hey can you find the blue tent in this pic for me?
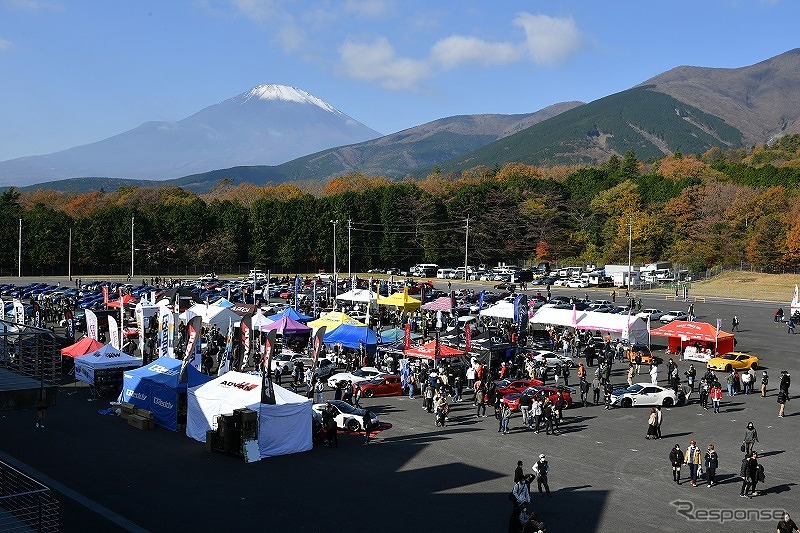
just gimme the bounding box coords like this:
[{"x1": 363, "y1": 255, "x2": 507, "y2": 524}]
[
  {"x1": 119, "y1": 357, "x2": 213, "y2": 431},
  {"x1": 269, "y1": 307, "x2": 313, "y2": 323},
  {"x1": 323, "y1": 324, "x2": 377, "y2": 349}
]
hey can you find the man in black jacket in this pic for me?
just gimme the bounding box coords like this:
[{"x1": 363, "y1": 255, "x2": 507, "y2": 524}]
[
  {"x1": 740, "y1": 452, "x2": 759, "y2": 498},
  {"x1": 704, "y1": 444, "x2": 719, "y2": 487}
]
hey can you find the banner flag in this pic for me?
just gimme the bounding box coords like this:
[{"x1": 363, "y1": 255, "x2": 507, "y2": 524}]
[
  {"x1": 13, "y1": 298, "x2": 25, "y2": 325},
  {"x1": 715, "y1": 318, "x2": 722, "y2": 337},
  {"x1": 261, "y1": 329, "x2": 277, "y2": 404},
  {"x1": 218, "y1": 317, "x2": 233, "y2": 376},
  {"x1": 108, "y1": 316, "x2": 120, "y2": 350},
  {"x1": 65, "y1": 309, "x2": 75, "y2": 341},
  {"x1": 312, "y1": 326, "x2": 326, "y2": 370},
  {"x1": 403, "y1": 323, "x2": 411, "y2": 350},
  {"x1": 135, "y1": 303, "x2": 145, "y2": 355},
  {"x1": 239, "y1": 313, "x2": 252, "y2": 370},
  {"x1": 366, "y1": 276, "x2": 373, "y2": 326},
  {"x1": 312, "y1": 280, "x2": 317, "y2": 317},
  {"x1": 158, "y1": 305, "x2": 171, "y2": 358},
  {"x1": 0, "y1": 297, "x2": 4, "y2": 322},
  {"x1": 450, "y1": 290, "x2": 456, "y2": 313},
  {"x1": 33, "y1": 302, "x2": 40, "y2": 328},
  {"x1": 180, "y1": 315, "x2": 203, "y2": 381},
  {"x1": 85, "y1": 309, "x2": 98, "y2": 340},
  {"x1": 102, "y1": 285, "x2": 109, "y2": 306},
  {"x1": 513, "y1": 294, "x2": 529, "y2": 330},
  {"x1": 465, "y1": 323, "x2": 472, "y2": 351},
  {"x1": 294, "y1": 275, "x2": 300, "y2": 311},
  {"x1": 434, "y1": 331, "x2": 441, "y2": 359},
  {"x1": 477, "y1": 290, "x2": 485, "y2": 315}
]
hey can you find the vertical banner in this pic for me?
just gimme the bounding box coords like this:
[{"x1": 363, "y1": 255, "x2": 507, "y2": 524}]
[
  {"x1": 403, "y1": 323, "x2": 411, "y2": 350},
  {"x1": 240, "y1": 314, "x2": 252, "y2": 370},
  {"x1": 33, "y1": 302, "x2": 40, "y2": 328},
  {"x1": 294, "y1": 275, "x2": 300, "y2": 310},
  {"x1": 218, "y1": 317, "x2": 233, "y2": 376},
  {"x1": 13, "y1": 298, "x2": 25, "y2": 325},
  {"x1": 366, "y1": 276, "x2": 373, "y2": 326},
  {"x1": 134, "y1": 302, "x2": 145, "y2": 356},
  {"x1": 513, "y1": 294, "x2": 529, "y2": 331},
  {"x1": 478, "y1": 290, "x2": 485, "y2": 314},
  {"x1": 85, "y1": 309, "x2": 98, "y2": 340},
  {"x1": 180, "y1": 315, "x2": 203, "y2": 381},
  {"x1": 311, "y1": 325, "x2": 326, "y2": 370},
  {"x1": 465, "y1": 323, "x2": 472, "y2": 351},
  {"x1": 261, "y1": 329, "x2": 277, "y2": 404},
  {"x1": 312, "y1": 280, "x2": 317, "y2": 318},
  {"x1": 450, "y1": 291, "x2": 456, "y2": 314},
  {"x1": 102, "y1": 285, "x2": 109, "y2": 306},
  {"x1": 158, "y1": 305, "x2": 171, "y2": 358},
  {"x1": 65, "y1": 309, "x2": 75, "y2": 341},
  {"x1": 419, "y1": 283, "x2": 426, "y2": 306},
  {"x1": 0, "y1": 297, "x2": 5, "y2": 321},
  {"x1": 434, "y1": 331, "x2": 441, "y2": 360},
  {"x1": 118, "y1": 287, "x2": 125, "y2": 344},
  {"x1": 108, "y1": 316, "x2": 120, "y2": 350}
]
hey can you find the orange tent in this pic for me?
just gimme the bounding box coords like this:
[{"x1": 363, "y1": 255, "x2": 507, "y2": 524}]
[
  {"x1": 60, "y1": 337, "x2": 105, "y2": 358},
  {"x1": 650, "y1": 320, "x2": 735, "y2": 355},
  {"x1": 404, "y1": 340, "x2": 466, "y2": 360}
]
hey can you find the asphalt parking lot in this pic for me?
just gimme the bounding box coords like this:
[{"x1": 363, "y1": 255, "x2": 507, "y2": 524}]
[{"x1": 2, "y1": 279, "x2": 798, "y2": 532}]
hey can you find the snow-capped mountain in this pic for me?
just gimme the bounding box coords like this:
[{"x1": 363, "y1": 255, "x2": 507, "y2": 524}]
[{"x1": 0, "y1": 84, "x2": 381, "y2": 186}]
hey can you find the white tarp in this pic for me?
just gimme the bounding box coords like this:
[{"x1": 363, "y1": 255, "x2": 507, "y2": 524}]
[
  {"x1": 530, "y1": 307, "x2": 586, "y2": 328},
  {"x1": 576, "y1": 311, "x2": 649, "y2": 344},
  {"x1": 186, "y1": 371, "x2": 312, "y2": 459},
  {"x1": 74, "y1": 344, "x2": 142, "y2": 385},
  {"x1": 335, "y1": 289, "x2": 377, "y2": 304},
  {"x1": 479, "y1": 301, "x2": 515, "y2": 319},
  {"x1": 180, "y1": 304, "x2": 241, "y2": 328}
]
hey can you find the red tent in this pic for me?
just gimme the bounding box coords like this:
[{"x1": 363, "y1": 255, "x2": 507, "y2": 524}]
[
  {"x1": 107, "y1": 294, "x2": 138, "y2": 308},
  {"x1": 650, "y1": 320, "x2": 735, "y2": 355},
  {"x1": 61, "y1": 337, "x2": 105, "y2": 358},
  {"x1": 404, "y1": 340, "x2": 466, "y2": 360}
]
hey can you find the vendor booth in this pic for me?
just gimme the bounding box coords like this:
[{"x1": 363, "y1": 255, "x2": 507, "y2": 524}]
[
  {"x1": 74, "y1": 344, "x2": 142, "y2": 396},
  {"x1": 107, "y1": 294, "x2": 138, "y2": 309},
  {"x1": 269, "y1": 307, "x2": 313, "y2": 323},
  {"x1": 180, "y1": 305, "x2": 241, "y2": 329},
  {"x1": 308, "y1": 311, "x2": 365, "y2": 332},
  {"x1": 186, "y1": 371, "x2": 312, "y2": 459},
  {"x1": 377, "y1": 288, "x2": 421, "y2": 313},
  {"x1": 378, "y1": 327, "x2": 422, "y2": 344},
  {"x1": 323, "y1": 324, "x2": 378, "y2": 349},
  {"x1": 650, "y1": 320, "x2": 735, "y2": 356},
  {"x1": 404, "y1": 340, "x2": 466, "y2": 361},
  {"x1": 335, "y1": 289, "x2": 377, "y2": 305},
  {"x1": 576, "y1": 312, "x2": 649, "y2": 344},
  {"x1": 119, "y1": 357, "x2": 189, "y2": 431},
  {"x1": 261, "y1": 316, "x2": 311, "y2": 336},
  {"x1": 61, "y1": 336, "x2": 105, "y2": 358},
  {"x1": 480, "y1": 301, "x2": 515, "y2": 319},
  {"x1": 530, "y1": 307, "x2": 585, "y2": 328}
]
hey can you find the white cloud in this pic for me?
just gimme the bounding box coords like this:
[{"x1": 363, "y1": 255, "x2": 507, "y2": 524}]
[
  {"x1": 344, "y1": 0, "x2": 392, "y2": 18},
  {"x1": 338, "y1": 37, "x2": 430, "y2": 91},
  {"x1": 430, "y1": 35, "x2": 521, "y2": 69},
  {"x1": 0, "y1": 38, "x2": 11, "y2": 51},
  {"x1": 3, "y1": 0, "x2": 59, "y2": 11},
  {"x1": 514, "y1": 13, "x2": 583, "y2": 66},
  {"x1": 230, "y1": 0, "x2": 306, "y2": 52}
]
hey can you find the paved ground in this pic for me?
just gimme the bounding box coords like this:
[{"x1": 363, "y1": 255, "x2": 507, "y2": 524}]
[{"x1": 2, "y1": 279, "x2": 799, "y2": 532}]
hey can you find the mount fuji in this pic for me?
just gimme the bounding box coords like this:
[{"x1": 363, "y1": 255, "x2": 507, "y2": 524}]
[{"x1": 0, "y1": 85, "x2": 381, "y2": 187}]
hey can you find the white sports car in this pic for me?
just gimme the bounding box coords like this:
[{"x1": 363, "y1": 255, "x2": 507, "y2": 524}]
[
  {"x1": 611, "y1": 383, "x2": 680, "y2": 407},
  {"x1": 312, "y1": 400, "x2": 380, "y2": 432},
  {"x1": 327, "y1": 366, "x2": 386, "y2": 388},
  {"x1": 529, "y1": 350, "x2": 575, "y2": 368}
]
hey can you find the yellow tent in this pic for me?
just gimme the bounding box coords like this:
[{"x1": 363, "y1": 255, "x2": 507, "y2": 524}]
[
  {"x1": 377, "y1": 287, "x2": 422, "y2": 312},
  {"x1": 307, "y1": 311, "x2": 366, "y2": 332}
]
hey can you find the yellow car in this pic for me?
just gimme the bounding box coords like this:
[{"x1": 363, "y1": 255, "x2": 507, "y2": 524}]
[{"x1": 706, "y1": 352, "x2": 759, "y2": 372}]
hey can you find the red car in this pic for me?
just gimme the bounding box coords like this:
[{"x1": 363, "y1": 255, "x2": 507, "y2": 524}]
[
  {"x1": 357, "y1": 375, "x2": 403, "y2": 398},
  {"x1": 501, "y1": 385, "x2": 574, "y2": 412},
  {"x1": 495, "y1": 378, "x2": 544, "y2": 397}
]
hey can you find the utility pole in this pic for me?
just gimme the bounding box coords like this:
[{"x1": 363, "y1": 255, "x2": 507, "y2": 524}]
[
  {"x1": 331, "y1": 220, "x2": 338, "y2": 307},
  {"x1": 464, "y1": 217, "x2": 469, "y2": 281},
  {"x1": 348, "y1": 217, "x2": 352, "y2": 280},
  {"x1": 68, "y1": 227, "x2": 72, "y2": 281},
  {"x1": 130, "y1": 215, "x2": 135, "y2": 279},
  {"x1": 627, "y1": 215, "x2": 633, "y2": 290},
  {"x1": 18, "y1": 218, "x2": 22, "y2": 277}
]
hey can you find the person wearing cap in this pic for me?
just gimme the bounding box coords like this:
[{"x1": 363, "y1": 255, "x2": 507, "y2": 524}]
[
  {"x1": 684, "y1": 440, "x2": 702, "y2": 487},
  {"x1": 532, "y1": 454, "x2": 551, "y2": 497}
]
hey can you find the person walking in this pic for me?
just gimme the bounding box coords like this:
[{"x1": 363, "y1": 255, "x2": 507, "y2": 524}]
[
  {"x1": 519, "y1": 392, "x2": 532, "y2": 428},
  {"x1": 740, "y1": 451, "x2": 759, "y2": 498},
  {"x1": 743, "y1": 422, "x2": 759, "y2": 456},
  {"x1": 500, "y1": 402, "x2": 512, "y2": 434},
  {"x1": 710, "y1": 381, "x2": 723, "y2": 413},
  {"x1": 627, "y1": 364, "x2": 635, "y2": 387},
  {"x1": 655, "y1": 406, "x2": 663, "y2": 439},
  {"x1": 512, "y1": 473, "x2": 531, "y2": 512},
  {"x1": 316, "y1": 379, "x2": 326, "y2": 405},
  {"x1": 650, "y1": 362, "x2": 659, "y2": 385},
  {"x1": 579, "y1": 377, "x2": 590, "y2": 408},
  {"x1": 531, "y1": 398, "x2": 543, "y2": 433},
  {"x1": 532, "y1": 454, "x2": 551, "y2": 497},
  {"x1": 779, "y1": 370, "x2": 791, "y2": 417},
  {"x1": 475, "y1": 382, "x2": 486, "y2": 417},
  {"x1": 645, "y1": 407, "x2": 658, "y2": 440},
  {"x1": 726, "y1": 370, "x2": 737, "y2": 397},
  {"x1": 761, "y1": 370, "x2": 769, "y2": 398},
  {"x1": 592, "y1": 375, "x2": 601, "y2": 405},
  {"x1": 362, "y1": 408, "x2": 373, "y2": 444},
  {"x1": 685, "y1": 440, "x2": 702, "y2": 487},
  {"x1": 704, "y1": 444, "x2": 719, "y2": 487},
  {"x1": 788, "y1": 318, "x2": 795, "y2": 334},
  {"x1": 669, "y1": 444, "x2": 684, "y2": 484},
  {"x1": 514, "y1": 460, "x2": 525, "y2": 483},
  {"x1": 699, "y1": 379, "x2": 710, "y2": 410},
  {"x1": 741, "y1": 370, "x2": 753, "y2": 395},
  {"x1": 732, "y1": 315, "x2": 740, "y2": 332},
  {"x1": 686, "y1": 364, "x2": 697, "y2": 391}
]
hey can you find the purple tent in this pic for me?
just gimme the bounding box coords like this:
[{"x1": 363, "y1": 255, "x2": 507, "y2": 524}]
[{"x1": 260, "y1": 316, "x2": 311, "y2": 335}]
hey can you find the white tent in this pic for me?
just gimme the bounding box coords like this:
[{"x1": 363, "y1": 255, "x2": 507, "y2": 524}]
[
  {"x1": 251, "y1": 310, "x2": 273, "y2": 329},
  {"x1": 74, "y1": 344, "x2": 142, "y2": 385},
  {"x1": 576, "y1": 311, "x2": 649, "y2": 344},
  {"x1": 479, "y1": 301, "x2": 515, "y2": 319},
  {"x1": 530, "y1": 307, "x2": 586, "y2": 328},
  {"x1": 186, "y1": 371, "x2": 312, "y2": 459},
  {"x1": 335, "y1": 288, "x2": 377, "y2": 304},
  {"x1": 180, "y1": 304, "x2": 242, "y2": 328}
]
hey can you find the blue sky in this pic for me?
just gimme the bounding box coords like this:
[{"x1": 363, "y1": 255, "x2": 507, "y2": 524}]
[{"x1": 0, "y1": 0, "x2": 797, "y2": 161}]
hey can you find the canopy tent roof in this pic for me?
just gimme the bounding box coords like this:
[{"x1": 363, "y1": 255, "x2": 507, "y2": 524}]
[
  {"x1": 74, "y1": 344, "x2": 142, "y2": 385},
  {"x1": 261, "y1": 316, "x2": 311, "y2": 335},
  {"x1": 650, "y1": 320, "x2": 734, "y2": 343},
  {"x1": 421, "y1": 296, "x2": 454, "y2": 312},
  {"x1": 323, "y1": 324, "x2": 378, "y2": 348},
  {"x1": 404, "y1": 340, "x2": 466, "y2": 360},
  {"x1": 60, "y1": 336, "x2": 105, "y2": 358},
  {"x1": 269, "y1": 307, "x2": 313, "y2": 323},
  {"x1": 159, "y1": 287, "x2": 203, "y2": 306},
  {"x1": 308, "y1": 311, "x2": 365, "y2": 332},
  {"x1": 530, "y1": 307, "x2": 585, "y2": 328},
  {"x1": 335, "y1": 288, "x2": 377, "y2": 304},
  {"x1": 251, "y1": 310, "x2": 273, "y2": 329},
  {"x1": 378, "y1": 327, "x2": 422, "y2": 343},
  {"x1": 577, "y1": 311, "x2": 649, "y2": 344},
  {"x1": 377, "y1": 288, "x2": 421, "y2": 311},
  {"x1": 107, "y1": 294, "x2": 138, "y2": 308},
  {"x1": 186, "y1": 371, "x2": 312, "y2": 458},
  {"x1": 480, "y1": 300, "x2": 515, "y2": 319},
  {"x1": 213, "y1": 297, "x2": 234, "y2": 308},
  {"x1": 180, "y1": 304, "x2": 242, "y2": 328},
  {"x1": 119, "y1": 357, "x2": 185, "y2": 430}
]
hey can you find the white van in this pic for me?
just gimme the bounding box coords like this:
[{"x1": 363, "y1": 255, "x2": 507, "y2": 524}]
[{"x1": 437, "y1": 268, "x2": 456, "y2": 279}]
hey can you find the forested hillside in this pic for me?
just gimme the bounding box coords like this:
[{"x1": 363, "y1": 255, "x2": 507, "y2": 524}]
[{"x1": 2, "y1": 136, "x2": 800, "y2": 276}]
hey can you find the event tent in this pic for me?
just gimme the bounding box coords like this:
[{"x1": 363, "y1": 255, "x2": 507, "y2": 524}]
[
  {"x1": 650, "y1": 320, "x2": 735, "y2": 355},
  {"x1": 421, "y1": 296, "x2": 454, "y2": 312},
  {"x1": 107, "y1": 294, "x2": 138, "y2": 309},
  {"x1": 404, "y1": 340, "x2": 466, "y2": 360},
  {"x1": 335, "y1": 289, "x2": 377, "y2": 304},
  {"x1": 308, "y1": 311, "x2": 365, "y2": 332},
  {"x1": 378, "y1": 327, "x2": 422, "y2": 343},
  {"x1": 186, "y1": 371, "x2": 312, "y2": 459},
  {"x1": 323, "y1": 324, "x2": 377, "y2": 349},
  {"x1": 60, "y1": 336, "x2": 105, "y2": 358},
  {"x1": 213, "y1": 298, "x2": 234, "y2": 308},
  {"x1": 377, "y1": 288, "x2": 421, "y2": 312},
  {"x1": 180, "y1": 305, "x2": 241, "y2": 328},
  {"x1": 480, "y1": 300, "x2": 515, "y2": 319},
  {"x1": 530, "y1": 307, "x2": 585, "y2": 328},
  {"x1": 576, "y1": 312, "x2": 649, "y2": 344},
  {"x1": 119, "y1": 357, "x2": 186, "y2": 431},
  {"x1": 269, "y1": 307, "x2": 313, "y2": 323},
  {"x1": 261, "y1": 316, "x2": 311, "y2": 335},
  {"x1": 74, "y1": 344, "x2": 142, "y2": 385},
  {"x1": 251, "y1": 310, "x2": 273, "y2": 329}
]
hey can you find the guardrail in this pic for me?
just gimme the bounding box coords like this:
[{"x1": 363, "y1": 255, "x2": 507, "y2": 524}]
[{"x1": 0, "y1": 460, "x2": 59, "y2": 532}]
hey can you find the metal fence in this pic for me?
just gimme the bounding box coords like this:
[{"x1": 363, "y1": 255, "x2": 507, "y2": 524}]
[
  {"x1": 0, "y1": 460, "x2": 59, "y2": 532},
  {"x1": 0, "y1": 321, "x2": 61, "y2": 386}
]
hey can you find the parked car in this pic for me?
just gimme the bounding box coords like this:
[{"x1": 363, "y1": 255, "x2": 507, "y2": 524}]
[
  {"x1": 706, "y1": 352, "x2": 759, "y2": 372},
  {"x1": 529, "y1": 350, "x2": 575, "y2": 368},
  {"x1": 637, "y1": 309, "x2": 666, "y2": 321},
  {"x1": 495, "y1": 378, "x2": 544, "y2": 397},
  {"x1": 660, "y1": 310, "x2": 690, "y2": 323},
  {"x1": 566, "y1": 279, "x2": 589, "y2": 288},
  {"x1": 311, "y1": 400, "x2": 379, "y2": 432},
  {"x1": 327, "y1": 366, "x2": 386, "y2": 388},
  {"x1": 611, "y1": 383, "x2": 681, "y2": 407},
  {"x1": 501, "y1": 385, "x2": 574, "y2": 412},
  {"x1": 357, "y1": 375, "x2": 403, "y2": 397}
]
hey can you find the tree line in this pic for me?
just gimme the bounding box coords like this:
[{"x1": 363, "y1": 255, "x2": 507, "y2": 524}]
[{"x1": 2, "y1": 137, "x2": 800, "y2": 276}]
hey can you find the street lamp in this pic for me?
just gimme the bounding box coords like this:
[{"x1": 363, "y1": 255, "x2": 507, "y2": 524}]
[{"x1": 330, "y1": 220, "x2": 338, "y2": 305}]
